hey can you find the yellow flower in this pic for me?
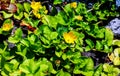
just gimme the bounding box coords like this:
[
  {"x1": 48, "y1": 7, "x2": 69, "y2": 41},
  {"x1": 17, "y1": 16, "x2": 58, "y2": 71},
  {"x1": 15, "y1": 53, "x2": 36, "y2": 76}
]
[
  {"x1": 63, "y1": 31, "x2": 77, "y2": 44},
  {"x1": 2, "y1": 23, "x2": 13, "y2": 31},
  {"x1": 31, "y1": 1, "x2": 42, "y2": 11},
  {"x1": 113, "y1": 57, "x2": 120, "y2": 65},
  {"x1": 75, "y1": 15, "x2": 83, "y2": 20},
  {"x1": 44, "y1": 10, "x2": 48, "y2": 14},
  {"x1": 108, "y1": 53, "x2": 115, "y2": 61},
  {"x1": 70, "y1": 2, "x2": 77, "y2": 8},
  {"x1": 33, "y1": 10, "x2": 41, "y2": 18}
]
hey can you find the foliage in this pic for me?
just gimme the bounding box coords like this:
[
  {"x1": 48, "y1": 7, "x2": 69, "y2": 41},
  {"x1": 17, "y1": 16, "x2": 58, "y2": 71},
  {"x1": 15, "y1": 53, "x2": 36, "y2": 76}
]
[{"x1": 0, "y1": 0, "x2": 120, "y2": 76}]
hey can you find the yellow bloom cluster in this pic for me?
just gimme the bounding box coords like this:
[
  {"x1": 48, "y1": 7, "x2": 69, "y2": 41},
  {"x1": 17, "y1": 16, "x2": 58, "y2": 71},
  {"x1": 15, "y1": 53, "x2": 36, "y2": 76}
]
[
  {"x1": 2, "y1": 23, "x2": 13, "y2": 31},
  {"x1": 32, "y1": 10, "x2": 41, "y2": 19},
  {"x1": 70, "y1": 2, "x2": 77, "y2": 9},
  {"x1": 63, "y1": 31, "x2": 77, "y2": 44},
  {"x1": 75, "y1": 15, "x2": 83, "y2": 20},
  {"x1": 31, "y1": 1, "x2": 41, "y2": 19},
  {"x1": 108, "y1": 48, "x2": 120, "y2": 65},
  {"x1": 31, "y1": 1, "x2": 48, "y2": 19},
  {"x1": 31, "y1": 1, "x2": 42, "y2": 11}
]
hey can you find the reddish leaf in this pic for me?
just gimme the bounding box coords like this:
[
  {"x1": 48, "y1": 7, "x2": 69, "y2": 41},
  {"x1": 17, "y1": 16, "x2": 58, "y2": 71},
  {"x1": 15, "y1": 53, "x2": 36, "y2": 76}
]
[
  {"x1": 27, "y1": 26, "x2": 36, "y2": 32},
  {"x1": 7, "y1": 3, "x2": 17, "y2": 13}
]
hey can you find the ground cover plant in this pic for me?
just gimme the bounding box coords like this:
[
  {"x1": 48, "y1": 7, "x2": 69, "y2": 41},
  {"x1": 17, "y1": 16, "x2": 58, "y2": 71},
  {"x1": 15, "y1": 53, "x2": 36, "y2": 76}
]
[{"x1": 0, "y1": 0, "x2": 120, "y2": 76}]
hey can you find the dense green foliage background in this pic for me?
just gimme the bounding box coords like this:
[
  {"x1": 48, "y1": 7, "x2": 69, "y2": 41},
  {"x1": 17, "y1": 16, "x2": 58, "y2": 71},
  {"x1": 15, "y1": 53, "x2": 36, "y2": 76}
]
[{"x1": 0, "y1": 0, "x2": 120, "y2": 76}]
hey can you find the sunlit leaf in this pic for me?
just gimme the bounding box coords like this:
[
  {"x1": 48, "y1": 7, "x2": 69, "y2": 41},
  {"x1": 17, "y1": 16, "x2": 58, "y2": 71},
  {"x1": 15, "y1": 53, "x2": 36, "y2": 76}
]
[
  {"x1": 8, "y1": 28, "x2": 23, "y2": 43},
  {"x1": 105, "y1": 28, "x2": 114, "y2": 46},
  {"x1": 113, "y1": 40, "x2": 120, "y2": 47},
  {"x1": 55, "y1": 50, "x2": 63, "y2": 57},
  {"x1": 94, "y1": 64, "x2": 103, "y2": 76},
  {"x1": 23, "y1": 2, "x2": 31, "y2": 13},
  {"x1": 1, "y1": 11, "x2": 13, "y2": 19},
  {"x1": 53, "y1": 0, "x2": 62, "y2": 5},
  {"x1": 14, "y1": 12, "x2": 23, "y2": 20}
]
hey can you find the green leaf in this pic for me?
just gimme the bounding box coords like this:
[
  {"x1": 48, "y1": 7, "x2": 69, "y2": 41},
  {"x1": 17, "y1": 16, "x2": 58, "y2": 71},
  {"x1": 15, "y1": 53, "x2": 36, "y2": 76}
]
[
  {"x1": 28, "y1": 34, "x2": 37, "y2": 44},
  {"x1": 64, "y1": 64, "x2": 70, "y2": 69},
  {"x1": 96, "y1": 29, "x2": 105, "y2": 38},
  {"x1": 58, "y1": 44, "x2": 68, "y2": 50},
  {"x1": 47, "y1": 61, "x2": 57, "y2": 74},
  {"x1": 64, "y1": 72, "x2": 71, "y2": 76},
  {"x1": 11, "y1": 0, "x2": 16, "y2": 3},
  {"x1": 8, "y1": 36, "x2": 20, "y2": 43},
  {"x1": 4, "y1": 63, "x2": 13, "y2": 72},
  {"x1": 85, "y1": 13, "x2": 97, "y2": 22},
  {"x1": 55, "y1": 50, "x2": 63, "y2": 57},
  {"x1": 21, "y1": 39, "x2": 30, "y2": 47},
  {"x1": 14, "y1": 12, "x2": 23, "y2": 20},
  {"x1": 16, "y1": 50, "x2": 27, "y2": 60},
  {"x1": 19, "y1": 60, "x2": 31, "y2": 74},
  {"x1": 10, "y1": 59, "x2": 19, "y2": 70},
  {"x1": 2, "y1": 59, "x2": 19, "y2": 75},
  {"x1": 105, "y1": 28, "x2": 114, "y2": 46},
  {"x1": 0, "y1": 28, "x2": 2, "y2": 34},
  {"x1": 42, "y1": 15, "x2": 58, "y2": 29},
  {"x1": 73, "y1": 67, "x2": 81, "y2": 74},
  {"x1": 113, "y1": 40, "x2": 120, "y2": 47},
  {"x1": 40, "y1": 64, "x2": 48, "y2": 73},
  {"x1": 50, "y1": 32, "x2": 58, "y2": 40},
  {"x1": 93, "y1": 2, "x2": 101, "y2": 10},
  {"x1": 113, "y1": 68, "x2": 120, "y2": 75},
  {"x1": 114, "y1": 48, "x2": 120, "y2": 57},
  {"x1": 3, "y1": 19, "x2": 13, "y2": 24},
  {"x1": 75, "y1": 3, "x2": 87, "y2": 14},
  {"x1": 103, "y1": 63, "x2": 113, "y2": 73},
  {"x1": 23, "y1": 2, "x2": 31, "y2": 13},
  {"x1": 64, "y1": 4, "x2": 72, "y2": 13},
  {"x1": 113, "y1": 57, "x2": 120, "y2": 66},
  {"x1": 96, "y1": 41, "x2": 103, "y2": 50},
  {"x1": 94, "y1": 64, "x2": 103, "y2": 76},
  {"x1": 1, "y1": 11, "x2": 13, "y2": 19},
  {"x1": 8, "y1": 28, "x2": 23, "y2": 43},
  {"x1": 42, "y1": 25, "x2": 51, "y2": 34},
  {"x1": 104, "y1": 45, "x2": 110, "y2": 53},
  {"x1": 40, "y1": 36, "x2": 50, "y2": 44},
  {"x1": 32, "y1": 19, "x2": 40, "y2": 27},
  {"x1": 24, "y1": 12, "x2": 29, "y2": 19},
  {"x1": 56, "y1": 69, "x2": 64, "y2": 76},
  {"x1": 101, "y1": 73, "x2": 107, "y2": 76},
  {"x1": 19, "y1": 59, "x2": 40, "y2": 74},
  {"x1": 15, "y1": 28, "x2": 23, "y2": 37},
  {"x1": 71, "y1": 58, "x2": 81, "y2": 64},
  {"x1": 85, "y1": 46, "x2": 91, "y2": 51},
  {"x1": 66, "y1": 51, "x2": 73, "y2": 59},
  {"x1": 53, "y1": 0, "x2": 62, "y2": 4},
  {"x1": 62, "y1": 53, "x2": 67, "y2": 60},
  {"x1": 57, "y1": 26, "x2": 68, "y2": 36},
  {"x1": 75, "y1": 45, "x2": 83, "y2": 52},
  {"x1": 55, "y1": 12, "x2": 67, "y2": 25},
  {"x1": 56, "y1": 69, "x2": 71, "y2": 76},
  {"x1": 85, "y1": 58, "x2": 94, "y2": 70},
  {"x1": 16, "y1": 3, "x2": 24, "y2": 13},
  {"x1": 82, "y1": 71, "x2": 94, "y2": 76},
  {"x1": 85, "y1": 39, "x2": 94, "y2": 49}
]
